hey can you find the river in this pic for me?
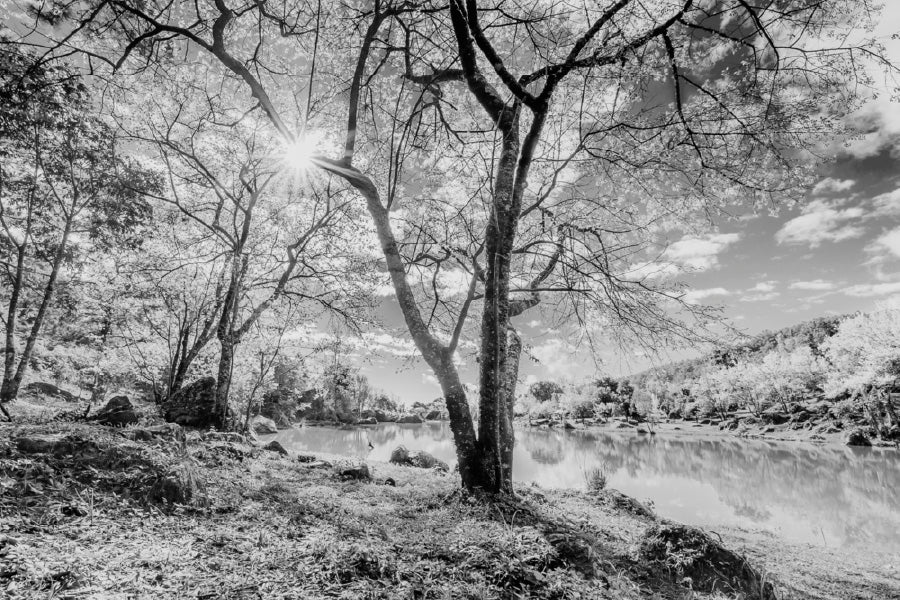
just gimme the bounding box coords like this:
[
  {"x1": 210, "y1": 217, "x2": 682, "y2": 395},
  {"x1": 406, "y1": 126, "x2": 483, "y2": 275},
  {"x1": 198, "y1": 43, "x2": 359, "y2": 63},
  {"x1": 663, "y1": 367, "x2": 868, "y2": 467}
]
[{"x1": 266, "y1": 422, "x2": 900, "y2": 553}]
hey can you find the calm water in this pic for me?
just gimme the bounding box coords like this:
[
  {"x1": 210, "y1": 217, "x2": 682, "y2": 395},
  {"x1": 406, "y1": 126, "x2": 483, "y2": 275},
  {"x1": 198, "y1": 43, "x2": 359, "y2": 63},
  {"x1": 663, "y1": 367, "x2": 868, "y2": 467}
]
[{"x1": 267, "y1": 423, "x2": 900, "y2": 553}]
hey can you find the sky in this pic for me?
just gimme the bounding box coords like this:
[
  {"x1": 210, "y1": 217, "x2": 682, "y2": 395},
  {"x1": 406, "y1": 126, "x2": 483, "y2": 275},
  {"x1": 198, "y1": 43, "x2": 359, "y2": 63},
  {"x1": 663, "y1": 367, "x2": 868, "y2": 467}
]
[{"x1": 334, "y1": 6, "x2": 900, "y2": 407}]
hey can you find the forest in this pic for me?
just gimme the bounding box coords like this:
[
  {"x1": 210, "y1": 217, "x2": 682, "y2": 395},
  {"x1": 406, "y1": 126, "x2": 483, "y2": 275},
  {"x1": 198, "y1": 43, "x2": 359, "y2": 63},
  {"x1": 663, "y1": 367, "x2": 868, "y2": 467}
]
[{"x1": 1, "y1": 1, "x2": 899, "y2": 599}]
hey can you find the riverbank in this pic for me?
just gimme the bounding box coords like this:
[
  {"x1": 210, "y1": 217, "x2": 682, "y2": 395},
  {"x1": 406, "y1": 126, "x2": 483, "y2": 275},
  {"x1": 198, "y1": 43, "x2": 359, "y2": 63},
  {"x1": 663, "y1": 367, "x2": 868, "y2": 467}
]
[
  {"x1": 518, "y1": 410, "x2": 900, "y2": 449},
  {"x1": 2, "y1": 419, "x2": 898, "y2": 599}
]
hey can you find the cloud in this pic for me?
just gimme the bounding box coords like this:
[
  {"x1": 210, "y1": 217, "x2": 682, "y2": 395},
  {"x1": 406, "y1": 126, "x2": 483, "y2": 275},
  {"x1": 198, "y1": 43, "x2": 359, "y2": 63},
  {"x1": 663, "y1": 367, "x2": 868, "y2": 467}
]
[
  {"x1": 789, "y1": 279, "x2": 836, "y2": 291},
  {"x1": 683, "y1": 287, "x2": 730, "y2": 304},
  {"x1": 812, "y1": 178, "x2": 855, "y2": 195},
  {"x1": 749, "y1": 281, "x2": 777, "y2": 293},
  {"x1": 664, "y1": 233, "x2": 741, "y2": 271},
  {"x1": 868, "y1": 227, "x2": 900, "y2": 261},
  {"x1": 775, "y1": 199, "x2": 865, "y2": 247},
  {"x1": 361, "y1": 332, "x2": 418, "y2": 358},
  {"x1": 842, "y1": 281, "x2": 900, "y2": 297},
  {"x1": 530, "y1": 338, "x2": 577, "y2": 377}
]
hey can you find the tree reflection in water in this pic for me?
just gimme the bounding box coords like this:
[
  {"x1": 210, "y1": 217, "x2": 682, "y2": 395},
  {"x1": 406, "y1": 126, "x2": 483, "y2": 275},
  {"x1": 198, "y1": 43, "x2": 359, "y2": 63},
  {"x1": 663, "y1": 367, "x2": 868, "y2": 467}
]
[{"x1": 269, "y1": 424, "x2": 900, "y2": 551}]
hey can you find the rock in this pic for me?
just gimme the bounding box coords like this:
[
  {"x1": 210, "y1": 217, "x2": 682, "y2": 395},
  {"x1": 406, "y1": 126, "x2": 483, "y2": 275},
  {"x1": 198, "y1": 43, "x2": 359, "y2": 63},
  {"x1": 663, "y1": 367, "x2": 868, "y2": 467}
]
[
  {"x1": 149, "y1": 459, "x2": 207, "y2": 506},
  {"x1": 16, "y1": 435, "x2": 74, "y2": 455},
  {"x1": 699, "y1": 418, "x2": 711, "y2": 425},
  {"x1": 673, "y1": 426, "x2": 681, "y2": 431},
  {"x1": 763, "y1": 426, "x2": 775, "y2": 433},
  {"x1": 355, "y1": 417, "x2": 378, "y2": 425},
  {"x1": 723, "y1": 419, "x2": 740, "y2": 431},
  {"x1": 761, "y1": 407, "x2": 790, "y2": 425},
  {"x1": 791, "y1": 410, "x2": 812, "y2": 424},
  {"x1": 338, "y1": 463, "x2": 371, "y2": 481},
  {"x1": 389, "y1": 446, "x2": 449, "y2": 472},
  {"x1": 640, "y1": 523, "x2": 776, "y2": 600},
  {"x1": 297, "y1": 454, "x2": 316, "y2": 463},
  {"x1": 563, "y1": 421, "x2": 576, "y2": 430},
  {"x1": 844, "y1": 428, "x2": 872, "y2": 447},
  {"x1": 250, "y1": 415, "x2": 278, "y2": 435},
  {"x1": 204, "y1": 431, "x2": 245, "y2": 443},
  {"x1": 424, "y1": 410, "x2": 443, "y2": 421},
  {"x1": 397, "y1": 414, "x2": 424, "y2": 424},
  {"x1": 91, "y1": 395, "x2": 140, "y2": 427},
  {"x1": 636, "y1": 427, "x2": 649, "y2": 434},
  {"x1": 613, "y1": 421, "x2": 633, "y2": 429},
  {"x1": 146, "y1": 423, "x2": 184, "y2": 439},
  {"x1": 23, "y1": 382, "x2": 78, "y2": 402},
  {"x1": 531, "y1": 418, "x2": 550, "y2": 426},
  {"x1": 263, "y1": 440, "x2": 289, "y2": 455},
  {"x1": 374, "y1": 410, "x2": 394, "y2": 422},
  {"x1": 162, "y1": 377, "x2": 219, "y2": 428}
]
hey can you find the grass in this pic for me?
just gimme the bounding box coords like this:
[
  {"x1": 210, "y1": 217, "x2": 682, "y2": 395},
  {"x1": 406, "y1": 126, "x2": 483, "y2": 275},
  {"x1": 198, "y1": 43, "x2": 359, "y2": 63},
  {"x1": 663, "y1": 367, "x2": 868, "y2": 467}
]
[{"x1": 1, "y1": 396, "x2": 896, "y2": 599}]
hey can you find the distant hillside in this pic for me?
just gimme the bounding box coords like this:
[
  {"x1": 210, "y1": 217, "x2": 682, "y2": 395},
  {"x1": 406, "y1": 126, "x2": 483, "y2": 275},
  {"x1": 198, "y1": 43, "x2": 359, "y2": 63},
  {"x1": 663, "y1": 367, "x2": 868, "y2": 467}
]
[{"x1": 626, "y1": 315, "x2": 847, "y2": 390}]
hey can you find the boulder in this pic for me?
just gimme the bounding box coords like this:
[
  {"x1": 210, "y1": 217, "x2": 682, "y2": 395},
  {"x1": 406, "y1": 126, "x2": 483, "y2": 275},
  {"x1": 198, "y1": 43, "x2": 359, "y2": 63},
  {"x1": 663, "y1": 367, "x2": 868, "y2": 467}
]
[
  {"x1": 263, "y1": 440, "x2": 289, "y2": 455},
  {"x1": 338, "y1": 463, "x2": 371, "y2": 481},
  {"x1": 640, "y1": 523, "x2": 776, "y2": 600},
  {"x1": 389, "y1": 446, "x2": 449, "y2": 472},
  {"x1": 635, "y1": 427, "x2": 649, "y2": 434},
  {"x1": 374, "y1": 410, "x2": 394, "y2": 422},
  {"x1": 355, "y1": 416, "x2": 378, "y2": 425},
  {"x1": 844, "y1": 428, "x2": 872, "y2": 447},
  {"x1": 162, "y1": 377, "x2": 219, "y2": 428},
  {"x1": 23, "y1": 382, "x2": 78, "y2": 402},
  {"x1": 761, "y1": 406, "x2": 790, "y2": 425},
  {"x1": 791, "y1": 410, "x2": 812, "y2": 424},
  {"x1": 397, "y1": 414, "x2": 424, "y2": 424},
  {"x1": 91, "y1": 395, "x2": 140, "y2": 427},
  {"x1": 250, "y1": 415, "x2": 278, "y2": 435},
  {"x1": 424, "y1": 410, "x2": 444, "y2": 421}
]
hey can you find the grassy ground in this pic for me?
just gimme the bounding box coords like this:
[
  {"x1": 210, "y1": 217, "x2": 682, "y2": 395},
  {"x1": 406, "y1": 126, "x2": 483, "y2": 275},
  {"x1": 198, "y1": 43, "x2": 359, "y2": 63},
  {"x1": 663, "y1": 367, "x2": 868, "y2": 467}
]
[{"x1": 1, "y1": 395, "x2": 897, "y2": 599}]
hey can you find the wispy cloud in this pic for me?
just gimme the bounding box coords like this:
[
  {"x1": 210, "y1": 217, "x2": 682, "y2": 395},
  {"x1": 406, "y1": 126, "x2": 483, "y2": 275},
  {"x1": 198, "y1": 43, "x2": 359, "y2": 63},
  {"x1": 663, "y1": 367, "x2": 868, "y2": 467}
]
[
  {"x1": 683, "y1": 287, "x2": 730, "y2": 304},
  {"x1": 775, "y1": 199, "x2": 865, "y2": 247},
  {"x1": 789, "y1": 279, "x2": 837, "y2": 291},
  {"x1": 812, "y1": 177, "x2": 855, "y2": 195}
]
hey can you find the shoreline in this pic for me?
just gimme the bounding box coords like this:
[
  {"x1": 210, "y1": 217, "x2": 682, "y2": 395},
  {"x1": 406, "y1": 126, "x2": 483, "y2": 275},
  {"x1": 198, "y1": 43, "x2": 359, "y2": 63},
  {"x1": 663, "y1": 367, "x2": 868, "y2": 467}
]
[
  {"x1": 296, "y1": 416, "x2": 900, "y2": 451},
  {"x1": 3, "y1": 419, "x2": 897, "y2": 599}
]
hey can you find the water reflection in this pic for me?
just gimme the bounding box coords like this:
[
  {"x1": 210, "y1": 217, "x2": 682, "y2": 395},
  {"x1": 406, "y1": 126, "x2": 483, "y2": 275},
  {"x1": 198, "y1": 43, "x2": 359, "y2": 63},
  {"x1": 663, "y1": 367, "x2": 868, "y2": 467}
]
[{"x1": 268, "y1": 423, "x2": 900, "y2": 552}]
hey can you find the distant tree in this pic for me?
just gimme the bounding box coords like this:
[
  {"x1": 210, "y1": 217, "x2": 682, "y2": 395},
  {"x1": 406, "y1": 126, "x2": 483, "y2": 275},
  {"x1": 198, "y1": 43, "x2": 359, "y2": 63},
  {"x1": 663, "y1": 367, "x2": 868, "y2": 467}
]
[
  {"x1": 0, "y1": 46, "x2": 155, "y2": 417},
  {"x1": 529, "y1": 381, "x2": 564, "y2": 404},
  {"x1": 822, "y1": 310, "x2": 900, "y2": 436}
]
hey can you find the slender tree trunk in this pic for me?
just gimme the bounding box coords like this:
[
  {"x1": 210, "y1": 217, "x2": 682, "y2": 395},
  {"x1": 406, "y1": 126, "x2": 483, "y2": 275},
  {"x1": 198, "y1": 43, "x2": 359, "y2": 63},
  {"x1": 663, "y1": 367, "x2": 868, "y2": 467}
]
[
  {"x1": 1, "y1": 244, "x2": 27, "y2": 411},
  {"x1": 215, "y1": 336, "x2": 234, "y2": 429},
  {"x1": 3, "y1": 218, "x2": 73, "y2": 407}
]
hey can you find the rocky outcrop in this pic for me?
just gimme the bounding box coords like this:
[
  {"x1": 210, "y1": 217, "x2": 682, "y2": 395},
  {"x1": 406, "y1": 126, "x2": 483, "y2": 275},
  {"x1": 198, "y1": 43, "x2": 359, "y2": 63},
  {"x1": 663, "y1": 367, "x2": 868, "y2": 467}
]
[
  {"x1": 91, "y1": 396, "x2": 139, "y2": 427},
  {"x1": 640, "y1": 523, "x2": 776, "y2": 600},
  {"x1": 250, "y1": 415, "x2": 278, "y2": 435},
  {"x1": 355, "y1": 417, "x2": 378, "y2": 425},
  {"x1": 389, "y1": 446, "x2": 449, "y2": 472},
  {"x1": 162, "y1": 377, "x2": 218, "y2": 428},
  {"x1": 263, "y1": 440, "x2": 289, "y2": 455}
]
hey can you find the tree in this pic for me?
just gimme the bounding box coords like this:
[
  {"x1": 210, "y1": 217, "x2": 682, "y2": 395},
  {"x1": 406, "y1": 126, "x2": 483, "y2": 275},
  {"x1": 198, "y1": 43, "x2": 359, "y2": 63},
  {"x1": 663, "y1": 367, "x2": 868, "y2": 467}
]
[
  {"x1": 25, "y1": 0, "x2": 893, "y2": 491},
  {"x1": 0, "y1": 44, "x2": 154, "y2": 418},
  {"x1": 529, "y1": 380, "x2": 563, "y2": 404},
  {"x1": 822, "y1": 310, "x2": 900, "y2": 436}
]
